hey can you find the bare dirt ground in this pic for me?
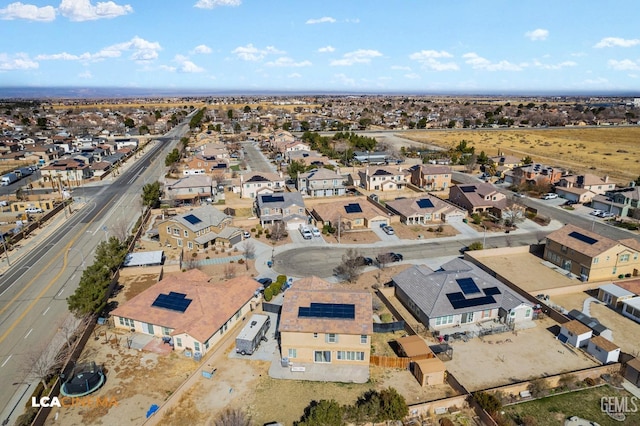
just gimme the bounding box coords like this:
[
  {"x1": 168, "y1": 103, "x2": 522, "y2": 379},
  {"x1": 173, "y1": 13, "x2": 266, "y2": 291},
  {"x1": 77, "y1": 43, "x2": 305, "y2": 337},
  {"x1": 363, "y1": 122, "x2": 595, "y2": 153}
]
[
  {"x1": 324, "y1": 229, "x2": 380, "y2": 244},
  {"x1": 445, "y1": 317, "x2": 599, "y2": 391},
  {"x1": 393, "y1": 223, "x2": 457, "y2": 240},
  {"x1": 403, "y1": 127, "x2": 640, "y2": 183},
  {"x1": 550, "y1": 291, "x2": 640, "y2": 354}
]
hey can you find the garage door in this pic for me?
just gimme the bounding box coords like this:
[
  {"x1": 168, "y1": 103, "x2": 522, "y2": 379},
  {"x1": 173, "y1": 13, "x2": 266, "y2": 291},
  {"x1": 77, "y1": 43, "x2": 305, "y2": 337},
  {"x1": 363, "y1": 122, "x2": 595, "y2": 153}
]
[
  {"x1": 445, "y1": 213, "x2": 465, "y2": 223},
  {"x1": 369, "y1": 219, "x2": 388, "y2": 229},
  {"x1": 286, "y1": 219, "x2": 306, "y2": 230},
  {"x1": 229, "y1": 233, "x2": 242, "y2": 246}
]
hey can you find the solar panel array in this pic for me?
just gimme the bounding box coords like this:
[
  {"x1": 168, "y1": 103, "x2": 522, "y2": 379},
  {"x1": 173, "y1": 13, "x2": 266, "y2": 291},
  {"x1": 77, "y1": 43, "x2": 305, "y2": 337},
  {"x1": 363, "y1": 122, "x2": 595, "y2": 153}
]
[
  {"x1": 344, "y1": 203, "x2": 363, "y2": 214},
  {"x1": 416, "y1": 198, "x2": 434, "y2": 209},
  {"x1": 456, "y1": 277, "x2": 481, "y2": 295},
  {"x1": 183, "y1": 214, "x2": 202, "y2": 225},
  {"x1": 262, "y1": 195, "x2": 285, "y2": 203},
  {"x1": 460, "y1": 185, "x2": 477, "y2": 193},
  {"x1": 152, "y1": 291, "x2": 192, "y2": 313},
  {"x1": 483, "y1": 287, "x2": 501, "y2": 296},
  {"x1": 568, "y1": 231, "x2": 598, "y2": 245},
  {"x1": 446, "y1": 292, "x2": 497, "y2": 309},
  {"x1": 246, "y1": 175, "x2": 269, "y2": 182},
  {"x1": 298, "y1": 303, "x2": 356, "y2": 319}
]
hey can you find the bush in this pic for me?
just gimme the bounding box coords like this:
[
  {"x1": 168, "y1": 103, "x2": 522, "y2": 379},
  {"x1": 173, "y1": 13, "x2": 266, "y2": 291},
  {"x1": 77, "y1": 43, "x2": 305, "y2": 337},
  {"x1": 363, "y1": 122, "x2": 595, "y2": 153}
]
[
  {"x1": 584, "y1": 377, "x2": 596, "y2": 386},
  {"x1": 191, "y1": 252, "x2": 197, "y2": 257},
  {"x1": 474, "y1": 391, "x2": 501, "y2": 415},
  {"x1": 468, "y1": 241, "x2": 484, "y2": 250},
  {"x1": 276, "y1": 275, "x2": 287, "y2": 285},
  {"x1": 264, "y1": 287, "x2": 273, "y2": 301},
  {"x1": 238, "y1": 259, "x2": 245, "y2": 264},
  {"x1": 250, "y1": 228, "x2": 256, "y2": 233},
  {"x1": 471, "y1": 213, "x2": 482, "y2": 225},
  {"x1": 439, "y1": 419, "x2": 455, "y2": 426},
  {"x1": 380, "y1": 313, "x2": 393, "y2": 323},
  {"x1": 528, "y1": 378, "x2": 548, "y2": 397}
]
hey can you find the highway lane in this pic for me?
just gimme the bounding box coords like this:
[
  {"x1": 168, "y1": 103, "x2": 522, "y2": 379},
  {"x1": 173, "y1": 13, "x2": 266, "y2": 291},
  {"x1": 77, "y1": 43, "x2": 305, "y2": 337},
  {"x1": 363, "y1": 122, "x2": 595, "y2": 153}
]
[{"x1": 0, "y1": 121, "x2": 189, "y2": 423}]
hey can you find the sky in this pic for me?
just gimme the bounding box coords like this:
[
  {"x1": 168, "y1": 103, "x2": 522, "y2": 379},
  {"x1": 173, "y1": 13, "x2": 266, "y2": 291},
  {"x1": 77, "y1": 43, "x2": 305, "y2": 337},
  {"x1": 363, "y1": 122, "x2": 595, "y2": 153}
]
[{"x1": 1, "y1": 0, "x2": 640, "y2": 94}]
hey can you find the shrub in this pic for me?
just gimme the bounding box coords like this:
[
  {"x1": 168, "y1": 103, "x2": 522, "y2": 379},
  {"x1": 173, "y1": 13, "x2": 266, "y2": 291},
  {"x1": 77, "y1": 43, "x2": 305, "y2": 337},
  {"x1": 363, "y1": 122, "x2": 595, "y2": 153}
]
[
  {"x1": 584, "y1": 377, "x2": 596, "y2": 386},
  {"x1": 439, "y1": 419, "x2": 455, "y2": 426},
  {"x1": 264, "y1": 287, "x2": 273, "y2": 301},
  {"x1": 238, "y1": 259, "x2": 245, "y2": 264},
  {"x1": 250, "y1": 228, "x2": 256, "y2": 233},
  {"x1": 474, "y1": 391, "x2": 501, "y2": 415},
  {"x1": 276, "y1": 275, "x2": 287, "y2": 285},
  {"x1": 471, "y1": 213, "x2": 482, "y2": 225},
  {"x1": 191, "y1": 252, "x2": 197, "y2": 258},
  {"x1": 468, "y1": 241, "x2": 484, "y2": 250},
  {"x1": 528, "y1": 378, "x2": 548, "y2": 397},
  {"x1": 380, "y1": 313, "x2": 392, "y2": 323},
  {"x1": 558, "y1": 373, "x2": 576, "y2": 390}
]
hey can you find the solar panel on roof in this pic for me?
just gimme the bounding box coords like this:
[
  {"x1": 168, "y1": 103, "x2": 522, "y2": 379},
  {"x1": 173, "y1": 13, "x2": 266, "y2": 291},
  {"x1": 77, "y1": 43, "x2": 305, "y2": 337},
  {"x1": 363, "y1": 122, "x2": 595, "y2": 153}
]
[
  {"x1": 460, "y1": 185, "x2": 477, "y2": 193},
  {"x1": 152, "y1": 292, "x2": 192, "y2": 313},
  {"x1": 262, "y1": 195, "x2": 285, "y2": 203},
  {"x1": 344, "y1": 203, "x2": 363, "y2": 214},
  {"x1": 298, "y1": 303, "x2": 355, "y2": 319},
  {"x1": 446, "y1": 293, "x2": 496, "y2": 309},
  {"x1": 456, "y1": 277, "x2": 481, "y2": 295},
  {"x1": 416, "y1": 198, "x2": 434, "y2": 209},
  {"x1": 568, "y1": 231, "x2": 598, "y2": 245},
  {"x1": 447, "y1": 292, "x2": 465, "y2": 302},
  {"x1": 483, "y1": 287, "x2": 501, "y2": 296},
  {"x1": 183, "y1": 214, "x2": 202, "y2": 225}
]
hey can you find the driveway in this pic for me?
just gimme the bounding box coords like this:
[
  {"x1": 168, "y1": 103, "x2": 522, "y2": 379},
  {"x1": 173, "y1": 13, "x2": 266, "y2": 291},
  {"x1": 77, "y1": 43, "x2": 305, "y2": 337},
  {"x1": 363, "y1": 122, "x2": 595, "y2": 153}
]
[{"x1": 372, "y1": 225, "x2": 400, "y2": 242}]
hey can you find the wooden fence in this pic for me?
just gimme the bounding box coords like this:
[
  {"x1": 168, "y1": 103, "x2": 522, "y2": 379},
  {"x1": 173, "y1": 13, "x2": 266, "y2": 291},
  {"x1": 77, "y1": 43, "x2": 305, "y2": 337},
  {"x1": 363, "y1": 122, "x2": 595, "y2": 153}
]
[{"x1": 370, "y1": 355, "x2": 410, "y2": 369}]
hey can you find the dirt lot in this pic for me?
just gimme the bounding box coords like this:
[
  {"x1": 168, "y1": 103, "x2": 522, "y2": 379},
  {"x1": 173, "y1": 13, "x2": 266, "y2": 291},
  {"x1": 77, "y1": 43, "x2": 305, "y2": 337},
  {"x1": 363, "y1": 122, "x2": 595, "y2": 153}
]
[
  {"x1": 403, "y1": 127, "x2": 640, "y2": 183},
  {"x1": 445, "y1": 317, "x2": 599, "y2": 391},
  {"x1": 324, "y1": 229, "x2": 380, "y2": 244},
  {"x1": 393, "y1": 223, "x2": 457, "y2": 240},
  {"x1": 550, "y1": 291, "x2": 640, "y2": 354}
]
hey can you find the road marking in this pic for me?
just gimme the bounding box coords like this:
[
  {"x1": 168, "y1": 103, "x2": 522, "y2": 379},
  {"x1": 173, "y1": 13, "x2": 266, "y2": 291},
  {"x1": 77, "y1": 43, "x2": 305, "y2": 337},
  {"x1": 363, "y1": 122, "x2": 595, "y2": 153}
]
[
  {"x1": 42, "y1": 307, "x2": 50, "y2": 316},
  {"x1": 1, "y1": 355, "x2": 11, "y2": 367},
  {"x1": 57, "y1": 287, "x2": 65, "y2": 297},
  {"x1": 24, "y1": 329, "x2": 33, "y2": 339}
]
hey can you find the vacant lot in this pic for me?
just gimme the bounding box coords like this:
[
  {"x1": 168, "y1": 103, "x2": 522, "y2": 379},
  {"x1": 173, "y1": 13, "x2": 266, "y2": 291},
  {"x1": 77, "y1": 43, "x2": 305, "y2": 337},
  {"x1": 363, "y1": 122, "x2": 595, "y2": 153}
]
[
  {"x1": 403, "y1": 127, "x2": 640, "y2": 183},
  {"x1": 445, "y1": 317, "x2": 599, "y2": 391},
  {"x1": 502, "y1": 385, "x2": 640, "y2": 426},
  {"x1": 551, "y1": 291, "x2": 640, "y2": 354}
]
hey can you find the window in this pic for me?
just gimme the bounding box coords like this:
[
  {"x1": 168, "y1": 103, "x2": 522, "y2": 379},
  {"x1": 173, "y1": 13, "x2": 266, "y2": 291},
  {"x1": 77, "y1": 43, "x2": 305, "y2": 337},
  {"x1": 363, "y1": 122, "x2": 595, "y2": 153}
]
[
  {"x1": 620, "y1": 254, "x2": 630, "y2": 262},
  {"x1": 194, "y1": 342, "x2": 200, "y2": 352},
  {"x1": 434, "y1": 315, "x2": 455, "y2": 326},
  {"x1": 162, "y1": 327, "x2": 171, "y2": 336},
  {"x1": 235, "y1": 309, "x2": 241, "y2": 320},
  {"x1": 173, "y1": 228, "x2": 180, "y2": 236},
  {"x1": 187, "y1": 241, "x2": 193, "y2": 250},
  {"x1": 288, "y1": 348, "x2": 297, "y2": 359},
  {"x1": 326, "y1": 333, "x2": 338, "y2": 343},
  {"x1": 526, "y1": 309, "x2": 531, "y2": 317},
  {"x1": 166, "y1": 226, "x2": 171, "y2": 233},
  {"x1": 119, "y1": 317, "x2": 135, "y2": 328},
  {"x1": 593, "y1": 257, "x2": 599, "y2": 264},
  {"x1": 313, "y1": 332, "x2": 318, "y2": 339},
  {"x1": 177, "y1": 239, "x2": 183, "y2": 247},
  {"x1": 360, "y1": 335, "x2": 368, "y2": 344},
  {"x1": 176, "y1": 337, "x2": 182, "y2": 347},
  {"x1": 184, "y1": 230, "x2": 189, "y2": 237},
  {"x1": 314, "y1": 351, "x2": 331, "y2": 363},
  {"x1": 337, "y1": 351, "x2": 365, "y2": 361}
]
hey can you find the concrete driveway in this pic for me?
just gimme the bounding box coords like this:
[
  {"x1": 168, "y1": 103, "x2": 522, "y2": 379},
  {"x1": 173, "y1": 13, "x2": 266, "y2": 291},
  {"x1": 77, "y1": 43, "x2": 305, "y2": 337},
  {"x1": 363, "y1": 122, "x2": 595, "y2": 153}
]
[{"x1": 372, "y1": 225, "x2": 400, "y2": 242}]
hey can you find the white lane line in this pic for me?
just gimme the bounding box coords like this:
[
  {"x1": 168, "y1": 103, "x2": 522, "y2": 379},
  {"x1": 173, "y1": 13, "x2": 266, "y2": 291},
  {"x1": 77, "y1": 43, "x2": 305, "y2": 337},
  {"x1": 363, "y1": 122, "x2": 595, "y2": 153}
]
[
  {"x1": 24, "y1": 329, "x2": 33, "y2": 339},
  {"x1": 1, "y1": 355, "x2": 12, "y2": 367},
  {"x1": 42, "y1": 307, "x2": 50, "y2": 316},
  {"x1": 57, "y1": 287, "x2": 65, "y2": 297}
]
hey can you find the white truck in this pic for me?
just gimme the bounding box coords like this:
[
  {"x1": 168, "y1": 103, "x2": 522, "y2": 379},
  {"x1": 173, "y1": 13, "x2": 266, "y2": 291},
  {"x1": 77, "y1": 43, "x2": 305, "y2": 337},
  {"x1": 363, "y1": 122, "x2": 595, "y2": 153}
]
[
  {"x1": 0, "y1": 173, "x2": 18, "y2": 186},
  {"x1": 236, "y1": 314, "x2": 270, "y2": 356},
  {"x1": 299, "y1": 225, "x2": 312, "y2": 240}
]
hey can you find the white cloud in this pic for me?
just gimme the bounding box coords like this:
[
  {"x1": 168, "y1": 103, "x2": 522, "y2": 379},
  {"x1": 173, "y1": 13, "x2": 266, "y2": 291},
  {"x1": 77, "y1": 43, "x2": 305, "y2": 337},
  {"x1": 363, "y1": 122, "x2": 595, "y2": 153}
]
[
  {"x1": 58, "y1": 0, "x2": 133, "y2": 22},
  {"x1": 192, "y1": 44, "x2": 212, "y2": 54},
  {"x1": 409, "y1": 50, "x2": 458, "y2": 71},
  {"x1": 533, "y1": 60, "x2": 577, "y2": 70},
  {"x1": 0, "y1": 2, "x2": 56, "y2": 21},
  {"x1": 179, "y1": 61, "x2": 204, "y2": 73},
  {"x1": 391, "y1": 65, "x2": 411, "y2": 71},
  {"x1": 463, "y1": 52, "x2": 524, "y2": 71},
  {"x1": 330, "y1": 49, "x2": 382, "y2": 66},
  {"x1": 78, "y1": 70, "x2": 92, "y2": 79},
  {"x1": 265, "y1": 57, "x2": 311, "y2": 67},
  {"x1": 232, "y1": 44, "x2": 284, "y2": 61},
  {"x1": 525, "y1": 29, "x2": 549, "y2": 41},
  {"x1": 608, "y1": 59, "x2": 640, "y2": 71},
  {"x1": 287, "y1": 72, "x2": 301, "y2": 78},
  {"x1": 594, "y1": 37, "x2": 640, "y2": 48},
  {"x1": 318, "y1": 46, "x2": 335, "y2": 53},
  {"x1": 107, "y1": 36, "x2": 161, "y2": 62},
  {"x1": 194, "y1": 0, "x2": 241, "y2": 9},
  {"x1": 306, "y1": 16, "x2": 335, "y2": 24},
  {"x1": 0, "y1": 53, "x2": 38, "y2": 70},
  {"x1": 334, "y1": 73, "x2": 355, "y2": 86}
]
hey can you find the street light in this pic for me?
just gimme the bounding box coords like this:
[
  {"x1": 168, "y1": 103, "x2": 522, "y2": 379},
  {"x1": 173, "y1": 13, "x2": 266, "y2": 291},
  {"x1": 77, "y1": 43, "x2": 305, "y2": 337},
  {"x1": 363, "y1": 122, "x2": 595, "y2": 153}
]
[
  {"x1": 482, "y1": 224, "x2": 487, "y2": 249},
  {"x1": 2, "y1": 382, "x2": 31, "y2": 426}
]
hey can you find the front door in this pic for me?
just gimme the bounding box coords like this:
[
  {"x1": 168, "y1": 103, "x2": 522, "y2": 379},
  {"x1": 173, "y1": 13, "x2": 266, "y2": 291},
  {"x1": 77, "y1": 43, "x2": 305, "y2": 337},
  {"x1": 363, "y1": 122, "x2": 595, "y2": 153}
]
[
  {"x1": 144, "y1": 323, "x2": 154, "y2": 335},
  {"x1": 461, "y1": 312, "x2": 474, "y2": 324}
]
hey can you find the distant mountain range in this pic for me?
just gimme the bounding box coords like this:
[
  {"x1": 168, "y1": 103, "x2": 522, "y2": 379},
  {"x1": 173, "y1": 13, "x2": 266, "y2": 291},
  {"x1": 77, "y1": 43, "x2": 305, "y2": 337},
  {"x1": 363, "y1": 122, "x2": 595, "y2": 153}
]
[{"x1": 1, "y1": 86, "x2": 639, "y2": 99}]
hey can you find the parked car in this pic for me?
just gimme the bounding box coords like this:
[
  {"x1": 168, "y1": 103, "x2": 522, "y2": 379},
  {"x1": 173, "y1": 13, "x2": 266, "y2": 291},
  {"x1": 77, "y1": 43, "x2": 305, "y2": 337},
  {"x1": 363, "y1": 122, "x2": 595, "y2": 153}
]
[
  {"x1": 25, "y1": 207, "x2": 44, "y2": 214},
  {"x1": 564, "y1": 200, "x2": 577, "y2": 205},
  {"x1": 513, "y1": 192, "x2": 525, "y2": 198},
  {"x1": 355, "y1": 256, "x2": 373, "y2": 266},
  {"x1": 599, "y1": 211, "x2": 615, "y2": 218},
  {"x1": 243, "y1": 231, "x2": 251, "y2": 239},
  {"x1": 542, "y1": 193, "x2": 558, "y2": 200},
  {"x1": 299, "y1": 226, "x2": 312, "y2": 240},
  {"x1": 377, "y1": 252, "x2": 403, "y2": 263},
  {"x1": 311, "y1": 227, "x2": 321, "y2": 237},
  {"x1": 255, "y1": 277, "x2": 272, "y2": 287},
  {"x1": 590, "y1": 210, "x2": 603, "y2": 216},
  {"x1": 381, "y1": 225, "x2": 395, "y2": 235}
]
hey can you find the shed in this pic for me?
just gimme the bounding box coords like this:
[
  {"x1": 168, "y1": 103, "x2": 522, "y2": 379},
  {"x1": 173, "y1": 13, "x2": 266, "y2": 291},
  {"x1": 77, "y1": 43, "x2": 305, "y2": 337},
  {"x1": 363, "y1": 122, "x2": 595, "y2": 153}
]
[
  {"x1": 586, "y1": 335, "x2": 620, "y2": 364},
  {"x1": 621, "y1": 297, "x2": 640, "y2": 324},
  {"x1": 412, "y1": 357, "x2": 446, "y2": 386},
  {"x1": 624, "y1": 357, "x2": 640, "y2": 387},
  {"x1": 122, "y1": 250, "x2": 164, "y2": 267},
  {"x1": 597, "y1": 283, "x2": 635, "y2": 309},
  {"x1": 396, "y1": 335, "x2": 434, "y2": 360},
  {"x1": 558, "y1": 320, "x2": 592, "y2": 348}
]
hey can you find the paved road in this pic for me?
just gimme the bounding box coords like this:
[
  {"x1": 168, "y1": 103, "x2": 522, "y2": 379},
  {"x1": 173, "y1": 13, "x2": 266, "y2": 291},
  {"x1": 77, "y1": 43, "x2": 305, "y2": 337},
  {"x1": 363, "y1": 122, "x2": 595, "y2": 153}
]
[
  {"x1": 0, "y1": 121, "x2": 191, "y2": 425},
  {"x1": 241, "y1": 141, "x2": 276, "y2": 173}
]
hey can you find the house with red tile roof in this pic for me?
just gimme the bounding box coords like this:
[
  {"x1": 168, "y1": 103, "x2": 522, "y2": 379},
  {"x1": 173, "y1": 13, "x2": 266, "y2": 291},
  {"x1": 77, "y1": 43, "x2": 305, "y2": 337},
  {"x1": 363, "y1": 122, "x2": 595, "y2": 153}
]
[{"x1": 111, "y1": 269, "x2": 261, "y2": 355}]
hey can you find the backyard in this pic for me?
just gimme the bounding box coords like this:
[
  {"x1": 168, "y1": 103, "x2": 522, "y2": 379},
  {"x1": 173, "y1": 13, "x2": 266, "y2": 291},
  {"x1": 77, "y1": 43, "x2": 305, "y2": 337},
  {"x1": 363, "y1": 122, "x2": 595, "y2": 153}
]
[{"x1": 501, "y1": 385, "x2": 640, "y2": 426}]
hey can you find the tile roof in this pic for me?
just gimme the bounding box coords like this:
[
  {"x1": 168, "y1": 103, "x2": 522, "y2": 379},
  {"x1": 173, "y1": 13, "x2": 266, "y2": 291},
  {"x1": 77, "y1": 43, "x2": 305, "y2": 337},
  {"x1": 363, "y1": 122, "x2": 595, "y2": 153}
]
[
  {"x1": 396, "y1": 335, "x2": 434, "y2": 359},
  {"x1": 413, "y1": 165, "x2": 452, "y2": 175},
  {"x1": 561, "y1": 319, "x2": 592, "y2": 336},
  {"x1": 545, "y1": 224, "x2": 633, "y2": 258},
  {"x1": 392, "y1": 259, "x2": 530, "y2": 319},
  {"x1": 111, "y1": 270, "x2": 260, "y2": 343},
  {"x1": 385, "y1": 195, "x2": 463, "y2": 218},
  {"x1": 279, "y1": 276, "x2": 373, "y2": 335},
  {"x1": 589, "y1": 335, "x2": 619, "y2": 352},
  {"x1": 312, "y1": 197, "x2": 388, "y2": 222},
  {"x1": 171, "y1": 205, "x2": 230, "y2": 231},
  {"x1": 299, "y1": 167, "x2": 344, "y2": 181}
]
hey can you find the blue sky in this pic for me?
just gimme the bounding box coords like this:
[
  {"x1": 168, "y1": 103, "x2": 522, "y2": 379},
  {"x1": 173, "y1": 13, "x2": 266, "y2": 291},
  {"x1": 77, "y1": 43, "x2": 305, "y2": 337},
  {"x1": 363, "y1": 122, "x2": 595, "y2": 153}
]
[{"x1": 1, "y1": 0, "x2": 640, "y2": 94}]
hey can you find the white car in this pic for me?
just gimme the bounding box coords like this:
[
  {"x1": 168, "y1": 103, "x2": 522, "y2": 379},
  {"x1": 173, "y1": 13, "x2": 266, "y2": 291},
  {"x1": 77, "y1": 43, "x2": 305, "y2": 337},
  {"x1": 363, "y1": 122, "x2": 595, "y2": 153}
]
[
  {"x1": 311, "y1": 227, "x2": 321, "y2": 237},
  {"x1": 382, "y1": 225, "x2": 395, "y2": 235},
  {"x1": 25, "y1": 207, "x2": 44, "y2": 214},
  {"x1": 242, "y1": 231, "x2": 251, "y2": 239},
  {"x1": 590, "y1": 210, "x2": 603, "y2": 216},
  {"x1": 542, "y1": 193, "x2": 558, "y2": 200}
]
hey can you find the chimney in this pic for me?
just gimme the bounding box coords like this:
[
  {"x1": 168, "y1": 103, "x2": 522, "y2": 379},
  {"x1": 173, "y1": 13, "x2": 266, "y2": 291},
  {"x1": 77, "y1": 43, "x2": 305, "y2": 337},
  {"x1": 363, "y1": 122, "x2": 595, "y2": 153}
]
[{"x1": 603, "y1": 175, "x2": 609, "y2": 183}]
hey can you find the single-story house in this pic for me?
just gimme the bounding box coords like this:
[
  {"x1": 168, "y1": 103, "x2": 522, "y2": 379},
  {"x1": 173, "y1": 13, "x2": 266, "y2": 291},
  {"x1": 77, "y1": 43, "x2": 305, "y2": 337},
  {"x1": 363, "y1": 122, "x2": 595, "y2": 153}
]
[
  {"x1": 385, "y1": 195, "x2": 466, "y2": 225},
  {"x1": 111, "y1": 270, "x2": 261, "y2": 355},
  {"x1": 586, "y1": 335, "x2": 620, "y2": 364},
  {"x1": 554, "y1": 186, "x2": 597, "y2": 204},
  {"x1": 311, "y1": 198, "x2": 390, "y2": 230},
  {"x1": 557, "y1": 320, "x2": 592, "y2": 348},
  {"x1": 621, "y1": 297, "x2": 640, "y2": 324},
  {"x1": 597, "y1": 283, "x2": 635, "y2": 309}
]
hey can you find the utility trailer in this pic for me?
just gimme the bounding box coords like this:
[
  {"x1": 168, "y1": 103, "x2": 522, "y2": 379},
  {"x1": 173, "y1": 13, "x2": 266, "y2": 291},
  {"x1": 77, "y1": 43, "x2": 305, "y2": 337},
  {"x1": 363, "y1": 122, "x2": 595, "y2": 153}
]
[{"x1": 236, "y1": 314, "x2": 270, "y2": 356}]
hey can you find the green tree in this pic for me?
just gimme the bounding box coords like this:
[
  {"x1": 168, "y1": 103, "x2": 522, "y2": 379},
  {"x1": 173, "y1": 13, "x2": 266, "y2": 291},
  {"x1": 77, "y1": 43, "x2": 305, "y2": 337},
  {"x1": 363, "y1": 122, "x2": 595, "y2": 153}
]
[
  {"x1": 282, "y1": 121, "x2": 292, "y2": 131},
  {"x1": 67, "y1": 263, "x2": 112, "y2": 316},
  {"x1": 477, "y1": 150, "x2": 489, "y2": 165},
  {"x1": 138, "y1": 125, "x2": 150, "y2": 135},
  {"x1": 37, "y1": 117, "x2": 48, "y2": 128},
  {"x1": 473, "y1": 391, "x2": 502, "y2": 415},
  {"x1": 287, "y1": 160, "x2": 307, "y2": 180},
  {"x1": 296, "y1": 400, "x2": 344, "y2": 426},
  {"x1": 243, "y1": 105, "x2": 251, "y2": 113},
  {"x1": 95, "y1": 237, "x2": 128, "y2": 272},
  {"x1": 165, "y1": 148, "x2": 180, "y2": 166},
  {"x1": 522, "y1": 155, "x2": 533, "y2": 165},
  {"x1": 124, "y1": 117, "x2": 135, "y2": 128},
  {"x1": 227, "y1": 109, "x2": 234, "y2": 119},
  {"x1": 300, "y1": 120, "x2": 311, "y2": 131},
  {"x1": 141, "y1": 181, "x2": 162, "y2": 209},
  {"x1": 189, "y1": 107, "x2": 206, "y2": 129},
  {"x1": 154, "y1": 110, "x2": 162, "y2": 120}
]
